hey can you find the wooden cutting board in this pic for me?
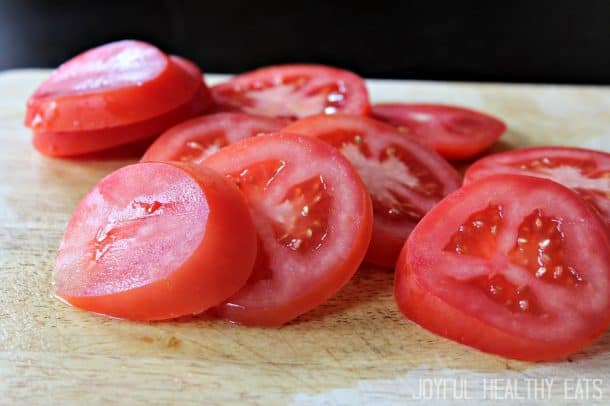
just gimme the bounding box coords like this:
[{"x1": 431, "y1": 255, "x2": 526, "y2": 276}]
[{"x1": 1, "y1": 70, "x2": 609, "y2": 405}]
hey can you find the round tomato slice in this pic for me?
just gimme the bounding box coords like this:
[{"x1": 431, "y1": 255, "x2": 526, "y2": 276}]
[
  {"x1": 395, "y1": 174, "x2": 610, "y2": 361},
  {"x1": 211, "y1": 64, "x2": 370, "y2": 120},
  {"x1": 202, "y1": 133, "x2": 373, "y2": 326},
  {"x1": 464, "y1": 146, "x2": 610, "y2": 230},
  {"x1": 372, "y1": 103, "x2": 507, "y2": 160},
  {"x1": 33, "y1": 83, "x2": 210, "y2": 157},
  {"x1": 54, "y1": 162, "x2": 257, "y2": 321},
  {"x1": 25, "y1": 40, "x2": 201, "y2": 132},
  {"x1": 141, "y1": 113, "x2": 286, "y2": 163},
  {"x1": 283, "y1": 114, "x2": 461, "y2": 268}
]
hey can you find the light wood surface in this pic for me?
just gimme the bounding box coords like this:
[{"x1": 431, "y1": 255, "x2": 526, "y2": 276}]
[{"x1": 1, "y1": 70, "x2": 609, "y2": 405}]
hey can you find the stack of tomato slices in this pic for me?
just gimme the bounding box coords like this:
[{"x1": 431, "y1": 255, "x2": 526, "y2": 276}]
[
  {"x1": 25, "y1": 41, "x2": 213, "y2": 157},
  {"x1": 31, "y1": 41, "x2": 610, "y2": 362}
]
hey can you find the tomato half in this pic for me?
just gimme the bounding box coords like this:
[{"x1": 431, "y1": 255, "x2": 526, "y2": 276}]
[
  {"x1": 141, "y1": 113, "x2": 286, "y2": 163},
  {"x1": 211, "y1": 64, "x2": 370, "y2": 120},
  {"x1": 33, "y1": 83, "x2": 210, "y2": 157},
  {"x1": 372, "y1": 103, "x2": 507, "y2": 160},
  {"x1": 395, "y1": 174, "x2": 610, "y2": 361},
  {"x1": 202, "y1": 133, "x2": 373, "y2": 326},
  {"x1": 54, "y1": 162, "x2": 257, "y2": 321},
  {"x1": 283, "y1": 114, "x2": 461, "y2": 268},
  {"x1": 25, "y1": 40, "x2": 201, "y2": 132},
  {"x1": 464, "y1": 146, "x2": 610, "y2": 230}
]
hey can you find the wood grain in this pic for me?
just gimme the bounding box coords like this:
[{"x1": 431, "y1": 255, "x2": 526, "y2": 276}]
[{"x1": 1, "y1": 70, "x2": 609, "y2": 405}]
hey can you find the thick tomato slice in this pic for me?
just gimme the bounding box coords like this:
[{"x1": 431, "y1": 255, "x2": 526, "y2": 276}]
[
  {"x1": 211, "y1": 64, "x2": 370, "y2": 120},
  {"x1": 372, "y1": 103, "x2": 507, "y2": 160},
  {"x1": 33, "y1": 83, "x2": 211, "y2": 157},
  {"x1": 395, "y1": 174, "x2": 610, "y2": 361},
  {"x1": 464, "y1": 146, "x2": 610, "y2": 230},
  {"x1": 54, "y1": 162, "x2": 257, "y2": 321},
  {"x1": 283, "y1": 114, "x2": 461, "y2": 268},
  {"x1": 25, "y1": 40, "x2": 201, "y2": 132},
  {"x1": 202, "y1": 134, "x2": 373, "y2": 326},
  {"x1": 141, "y1": 113, "x2": 286, "y2": 163}
]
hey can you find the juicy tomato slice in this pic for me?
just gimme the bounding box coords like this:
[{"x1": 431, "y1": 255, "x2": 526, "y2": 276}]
[
  {"x1": 464, "y1": 146, "x2": 610, "y2": 230},
  {"x1": 202, "y1": 133, "x2": 373, "y2": 326},
  {"x1": 372, "y1": 103, "x2": 507, "y2": 160},
  {"x1": 141, "y1": 113, "x2": 286, "y2": 163},
  {"x1": 283, "y1": 114, "x2": 461, "y2": 268},
  {"x1": 33, "y1": 83, "x2": 211, "y2": 157},
  {"x1": 54, "y1": 162, "x2": 257, "y2": 321},
  {"x1": 211, "y1": 64, "x2": 370, "y2": 120},
  {"x1": 25, "y1": 40, "x2": 201, "y2": 132},
  {"x1": 395, "y1": 174, "x2": 610, "y2": 361}
]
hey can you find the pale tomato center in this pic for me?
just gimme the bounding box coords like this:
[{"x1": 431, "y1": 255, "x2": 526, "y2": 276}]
[
  {"x1": 337, "y1": 137, "x2": 443, "y2": 222},
  {"x1": 221, "y1": 76, "x2": 347, "y2": 120},
  {"x1": 175, "y1": 133, "x2": 228, "y2": 163}
]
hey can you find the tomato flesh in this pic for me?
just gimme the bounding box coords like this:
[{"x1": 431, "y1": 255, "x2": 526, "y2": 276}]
[
  {"x1": 25, "y1": 40, "x2": 201, "y2": 132},
  {"x1": 372, "y1": 103, "x2": 507, "y2": 160},
  {"x1": 141, "y1": 113, "x2": 286, "y2": 163},
  {"x1": 202, "y1": 133, "x2": 373, "y2": 326},
  {"x1": 395, "y1": 174, "x2": 610, "y2": 360},
  {"x1": 465, "y1": 147, "x2": 610, "y2": 230},
  {"x1": 54, "y1": 162, "x2": 257, "y2": 321},
  {"x1": 283, "y1": 114, "x2": 461, "y2": 268},
  {"x1": 211, "y1": 64, "x2": 370, "y2": 120}
]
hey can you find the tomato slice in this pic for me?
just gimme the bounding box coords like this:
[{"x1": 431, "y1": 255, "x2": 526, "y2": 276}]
[
  {"x1": 372, "y1": 103, "x2": 507, "y2": 160},
  {"x1": 464, "y1": 146, "x2": 610, "y2": 230},
  {"x1": 141, "y1": 113, "x2": 286, "y2": 163},
  {"x1": 211, "y1": 64, "x2": 370, "y2": 120},
  {"x1": 202, "y1": 133, "x2": 373, "y2": 326},
  {"x1": 54, "y1": 162, "x2": 257, "y2": 321},
  {"x1": 25, "y1": 40, "x2": 201, "y2": 132},
  {"x1": 33, "y1": 83, "x2": 211, "y2": 157},
  {"x1": 395, "y1": 174, "x2": 610, "y2": 361},
  {"x1": 283, "y1": 114, "x2": 461, "y2": 268}
]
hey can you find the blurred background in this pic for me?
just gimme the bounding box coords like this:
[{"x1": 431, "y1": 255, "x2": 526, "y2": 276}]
[{"x1": 1, "y1": 0, "x2": 609, "y2": 84}]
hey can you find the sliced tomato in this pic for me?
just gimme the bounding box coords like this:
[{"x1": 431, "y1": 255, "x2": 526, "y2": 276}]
[
  {"x1": 33, "y1": 83, "x2": 210, "y2": 157},
  {"x1": 395, "y1": 174, "x2": 610, "y2": 361},
  {"x1": 211, "y1": 64, "x2": 370, "y2": 120},
  {"x1": 202, "y1": 133, "x2": 373, "y2": 326},
  {"x1": 169, "y1": 55, "x2": 202, "y2": 79},
  {"x1": 141, "y1": 113, "x2": 286, "y2": 163},
  {"x1": 464, "y1": 146, "x2": 610, "y2": 230},
  {"x1": 25, "y1": 40, "x2": 201, "y2": 132},
  {"x1": 372, "y1": 103, "x2": 507, "y2": 160},
  {"x1": 283, "y1": 114, "x2": 461, "y2": 268},
  {"x1": 54, "y1": 162, "x2": 257, "y2": 321}
]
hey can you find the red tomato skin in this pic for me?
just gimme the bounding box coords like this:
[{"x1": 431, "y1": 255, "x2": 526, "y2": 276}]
[
  {"x1": 395, "y1": 174, "x2": 610, "y2": 361},
  {"x1": 140, "y1": 112, "x2": 287, "y2": 163},
  {"x1": 33, "y1": 84, "x2": 212, "y2": 157},
  {"x1": 55, "y1": 162, "x2": 257, "y2": 321},
  {"x1": 203, "y1": 133, "x2": 373, "y2": 326},
  {"x1": 372, "y1": 103, "x2": 507, "y2": 160},
  {"x1": 395, "y1": 259, "x2": 607, "y2": 362},
  {"x1": 25, "y1": 41, "x2": 202, "y2": 132},
  {"x1": 211, "y1": 64, "x2": 371, "y2": 119}
]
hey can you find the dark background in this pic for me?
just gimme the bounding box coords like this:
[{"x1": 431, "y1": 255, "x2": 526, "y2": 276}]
[{"x1": 1, "y1": 0, "x2": 609, "y2": 84}]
